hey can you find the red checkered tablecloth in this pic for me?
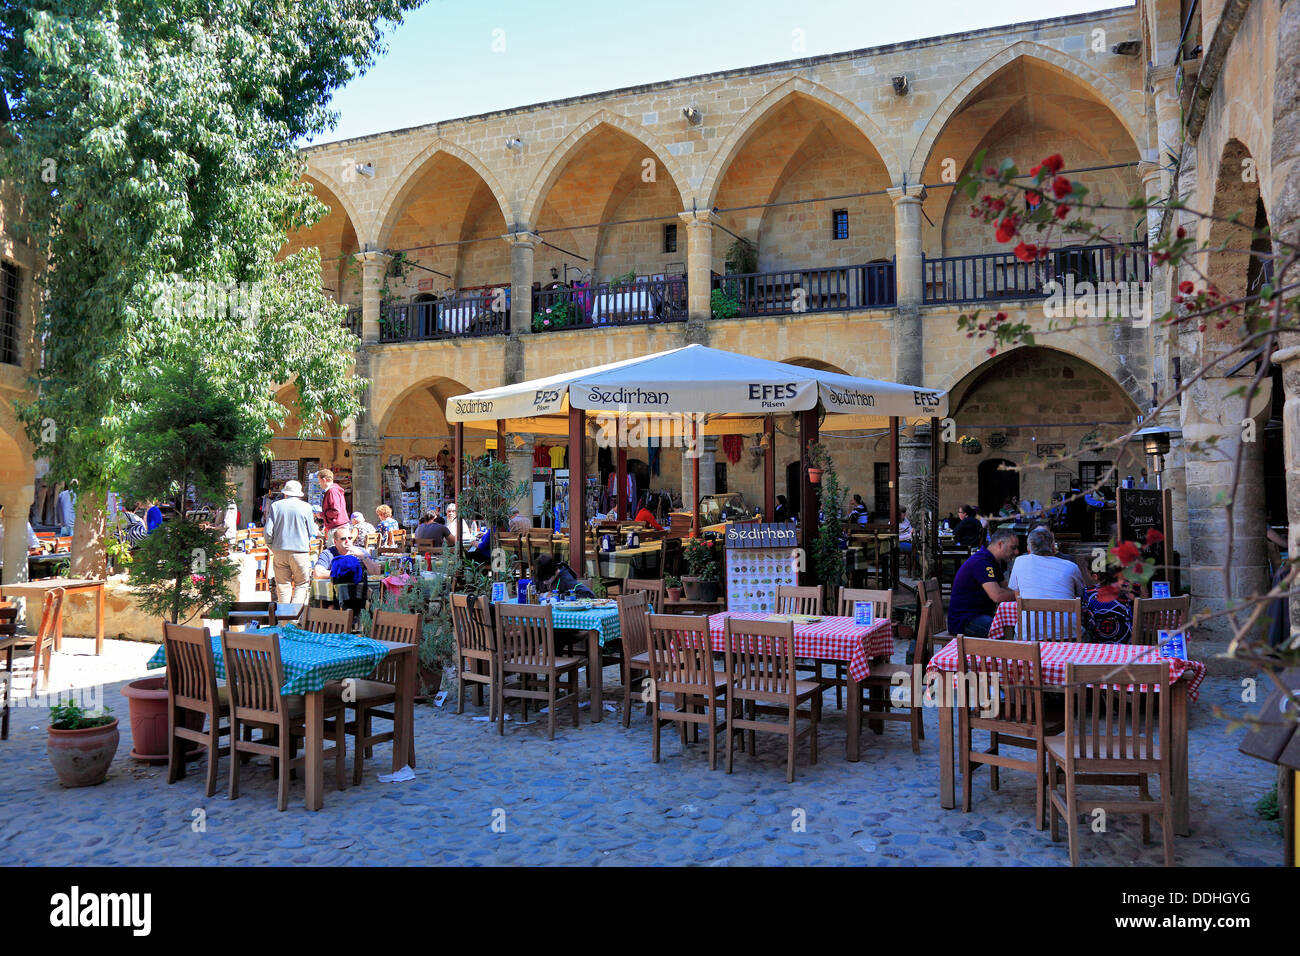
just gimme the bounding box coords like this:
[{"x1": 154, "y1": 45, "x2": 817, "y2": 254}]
[
  {"x1": 707, "y1": 612, "x2": 893, "y2": 682},
  {"x1": 989, "y1": 600, "x2": 1018, "y2": 640},
  {"x1": 926, "y1": 638, "x2": 1207, "y2": 702}
]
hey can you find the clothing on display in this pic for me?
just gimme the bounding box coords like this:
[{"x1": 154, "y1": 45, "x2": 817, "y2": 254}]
[{"x1": 548, "y1": 446, "x2": 566, "y2": 469}]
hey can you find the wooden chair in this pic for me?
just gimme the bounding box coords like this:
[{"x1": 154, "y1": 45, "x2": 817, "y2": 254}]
[
  {"x1": 779, "y1": 585, "x2": 838, "y2": 710},
  {"x1": 24, "y1": 588, "x2": 63, "y2": 696},
  {"x1": 918, "y1": 576, "x2": 950, "y2": 645},
  {"x1": 1130, "y1": 595, "x2": 1190, "y2": 646},
  {"x1": 223, "y1": 600, "x2": 276, "y2": 632},
  {"x1": 1047, "y1": 662, "x2": 1173, "y2": 865},
  {"x1": 390, "y1": 529, "x2": 407, "y2": 549},
  {"x1": 331, "y1": 610, "x2": 421, "y2": 786},
  {"x1": 247, "y1": 548, "x2": 272, "y2": 593},
  {"x1": 365, "y1": 532, "x2": 381, "y2": 551},
  {"x1": 451, "y1": 594, "x2": 499, "y2": 718},
  {"x1": 856, "y1": 601, "x2": 933, "y2": 754},
  {"x1": 0, "y1": 605, "x2": 20, "y2": 740},
  {"x1": 162, "y1": 622, "x2": 229, "y2": 797},
  {"x1": 623, "y1": 578, "x2": 664, "y2": 611},
  {"x1": 303, "y1": 606, "x2": 353, "y2": 634},
  {"x1": 526, "y1": 530, "x2": 555, "y2": 568},
  {"x1": 494, "y1": 603, "x2": 582, "y2": 740},
  {"x1": 832, "y1": 587, "x2": 895, "y2": 708},
  {"x1": 647, "y1": 614, "x2": 733, "y2": 769},
  {"x1": 221, "y1": 628, "x2": 347, "y2": 811},
  {"x1": 724, "y1": 616, "x2": 821, "y2": 783},
  {"x1": 1017, "y1": 597, "x2": 1082, "y2": 642},
  {"x1": 616, "y1": 590, "x2": 653, "y2": 728},
  {"x1": 955, "y1": 634, "x2": 1059, "y2": 829}
]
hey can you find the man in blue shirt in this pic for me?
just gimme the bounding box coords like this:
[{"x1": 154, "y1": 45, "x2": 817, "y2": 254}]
[
  {"x1": 145, "y1": 500, "x2": 164, "y2": 533},
  {"x1": 948, "y1": 529, "x2": 1019, "y2": 637}
]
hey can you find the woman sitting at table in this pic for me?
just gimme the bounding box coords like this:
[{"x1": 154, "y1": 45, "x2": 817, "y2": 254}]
[
  {"x1": 1082, "y1": 566, "x2": 1134, "y2": 644},
  {"x1": 633, "y1": 496, "x2": 664, "y2": 531},
  {"x1": 532, "y1": 553, "x2": 594, "y2": 599}
]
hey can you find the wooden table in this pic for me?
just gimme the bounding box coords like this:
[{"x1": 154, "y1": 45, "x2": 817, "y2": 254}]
[
  {"x1": 0, "y1": 578, "x2": 106, "y2": 654},
  {"x1": 926, "y1": 639, "x2": 1205, "y2": 836}
]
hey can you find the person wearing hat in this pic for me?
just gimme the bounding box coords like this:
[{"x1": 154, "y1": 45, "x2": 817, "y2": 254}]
[
  {"x1": 264, "y1": 479, "x2": 317, "y2": 604},
  {"x1": 349, "y1": 510, "x2": 376, "y2": 541}
]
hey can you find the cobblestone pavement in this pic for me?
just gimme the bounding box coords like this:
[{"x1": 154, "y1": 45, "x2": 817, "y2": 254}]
[{"x1": 0, "y1": 637, "x2": 1283, "y2": 866}]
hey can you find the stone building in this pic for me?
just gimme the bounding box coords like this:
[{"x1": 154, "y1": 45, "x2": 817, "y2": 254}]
[{"x1": 3, "y1": 1, "x2": 1296, "y2": 642}]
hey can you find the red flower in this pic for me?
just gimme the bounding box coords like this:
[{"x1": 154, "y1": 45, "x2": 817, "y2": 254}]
[
  {"x1": 1013, "y1": 241, "x2": 1038, "y2": 263},
  {"x1": 1041, "y1": 154, "x2": 1065, "y2": 174},
  {"x1": 1029, "y1": 163, "x2": 1042, "y2": 178},
  {"x1": 1176, "y1": 226, "x2": 1186, "y2": 239},
  {"x1": 1055, "y1": 204, "x2": 1070, "y2": 220},
  {"x1": 1051, "y1": 176, "x2": 1071, "y2": 199},
  {"x1": 994, "y1": 216, "x2": 1019, "y2": 243},
  {"x1": 986, "y1": 347, "x2": 997, "y2": 356},
  {"x1": 1026, "y1": 190, "x2": 1042, "y2": 207},
  {"x1": 984, "y1": 166, "x2": 998, "y2": 177},
  {"x1": 1112, "y1": 541, "x2": 1141, "y2": 566},
  {"x1": 1145, "y1": 528, "x2": 1165, "y2": 547},
  {"x1": 1178, "y1": 280, "x2": 1194, "y2": 294}
]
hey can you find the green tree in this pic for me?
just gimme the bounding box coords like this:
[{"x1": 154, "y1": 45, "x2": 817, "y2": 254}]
[{"x1": 0, "y1": 0, "x2": 422, "y2": 575}]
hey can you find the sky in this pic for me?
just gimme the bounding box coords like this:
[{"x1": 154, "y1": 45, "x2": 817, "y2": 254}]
[{"x1": 308, "y1": 0, "x2": 1129, "y2": 146}]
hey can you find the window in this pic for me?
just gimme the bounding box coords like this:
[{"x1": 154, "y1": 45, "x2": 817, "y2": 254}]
[
  {"x1": 0, "y1": 261, "x2": 19, "y2": 366},
  {"x1": 831, "y1": 209, "x2": 849, "y2": 241},
  {"x1": 1079, "y1": 461, "x2": 1114, "y2": 493},
  {"x1": 662, "y1": 223, "x2": 677, "y2": 254}
]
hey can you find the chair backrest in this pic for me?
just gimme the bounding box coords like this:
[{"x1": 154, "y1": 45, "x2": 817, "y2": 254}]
[
  {"x1": 494, "y1": 602, "x2": 557, "y2": 668},
  {"x1": 954, "y1": 634, "x2": 1044, "y2": 730},
  {"x1": 623, "y1": 578, "x2": 664, "y2": 611},
  {"x1": 1131, "y1": 595, "x2": 1190, "y2": 646},
  {"x1": 1062, "y1": 662, "x2": 1168, "y2": 772},
  {"x1": 0, "y1": 605, "x2": 17, "y2": 638},
  {"x1": 450, "y1": 593, "x2": 496, "y2": 660},
  {"x1": 775, "y1": 584, "x2": 822, "y2": 615},
  {"x1": 162, "y1": 621, "x2": 220, "y2": 713},
  {"x1": 647, "y1": 613, "x2": 715, "y2": 692},
  {"x1": 220, "y1": 628, "x2": 287, "y2": 725},
  {"x1": 617, "y1": 590, "x2": 651, "y2": 661},
  {"x1": 413, "y1": 540, "x2": 441, "y2": 555},
  {"x1": 31, "y1": 587, "x2": 65, "y2": 664},
  {"x1": 918, "y1": 577, "x2": 943, "y2": 620},
  {"x1": 913, "y1": 600, "x2": 935, "y2": 670},
  {"x1": 367, "y1": 610, "x2": 422, "y2": 685},
  {"x1": 304, "y1": 606, "x2": 353, "y2": 634},
  {"x1": 836, "y1": 587, "x2": 892, "y2": 621},
  {"x1": 724, "y1": 616, "x2": 798, "y2": 703},
  {"x1": 223, "y1": 600, "x2": 275, "y2": 631},
  {"x1": 1017, "y1": 597, "x2": 1082, "y2": 642},
  {"x1": 365, "y1": 532, "x2": 380, "y2": 551}
]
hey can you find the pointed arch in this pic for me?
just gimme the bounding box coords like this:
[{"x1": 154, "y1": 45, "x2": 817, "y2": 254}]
[
  {"x1": 374, "y1": 138, "x2": 512, "y2": 250},
  {"x1": 907, "y1": 41, "x2": 1147, "y2": 182},
  {"x1": 301, "y1": 162, "x2": 368, "y2": 247},
  {"x1": 520, "y1": 109, "x2": 691, "y2": 229},
  {"x1": 699, "y1": 77, "x2": 902, "y2": 205},
  {"x1": 943, "y1": 343, "x2": 1145, "y2": 415}
]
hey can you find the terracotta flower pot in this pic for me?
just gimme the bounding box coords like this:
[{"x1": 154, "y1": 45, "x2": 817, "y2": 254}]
[
  {"x1": 123, "y1": 676, "x2": 202, "y2": 762},
  {"x1": 416, "y1": 663, "x2": 444, "y2": 701},
  {"x1": 48, "y1": 718, "x2": 120, "y2": 788},
  {"x1": 667, "y1": 587, "x2": 683, "y2": 602},
  {"x1": 808, "y1": 467, "x2": 823, "y2": 484}
]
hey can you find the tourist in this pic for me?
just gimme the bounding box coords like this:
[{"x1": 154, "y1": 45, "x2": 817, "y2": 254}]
[
  {"x1": 374, "y1": 504, "x2": 399, "y2": 545},
  {"x1": 1008, "y1": 527, "x2": 1086, "y2": 599},
  {"x1": 145, "y1": 499, "x2": 164, "y2": 533},
  {"x1": 947, "y1": 529, "x2": 1019, "y2": 637},
  {"x1": 221, "y1": 499, "x2": 238, "y2": 542},
  {"x1": 349, "y1": 511, "x2": 376, "y2": 540},
  {"x1": 848, "y1": 494, "x2": 870, "y2": 525},
  {"x1": 508, "y1": 506, "x2": 532, "y2": 534},
  {"x1": 313, "y1": 526, "x2": 379, "y2": 615},
  {"x1": 633, "y1": 496, "x2": 664, "y2": 531},
  {"x1": 264, "y1": 479, "x2": 315, "y2": 604},
  {"x1": 445, "y1": 502, "x2": 477, "y2": 546},
  {"x1": 414, "y1": 510, "x2": 452, "y2": 546},
  {"x1": 774, "y1": 494, "x2": 790, "y2": 522},
  {"x1": 120, "y1": 501, "x2": 150, "y2": 545},
  {"x1": 898, "y1": 506, "x2": 913, "y2": 554},
  {"x1": 57, "y1": 485, "x2": 76, "y2": 536},
  {"x1": 952, "y1": 505, "x2": 985, "y2": 548},
  {"x1": 532, "y1": 552, "x2": 594, "y2": 598},
  {"x1": 1082, "y1": 567, "x2": 1134, "y2": 644},
  {"x1": 317, "y1": 468, "x2": 348, "y2": 535}
]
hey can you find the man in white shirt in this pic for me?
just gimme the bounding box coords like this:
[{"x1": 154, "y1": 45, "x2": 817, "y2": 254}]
[
  {"x1": 444, "y1": 502, "x2": 478, "y2": 547},
  {"x1": 57, "y1": 487, "x2": 77, "y2": 536},
  {"x1": 1008, "y1": 528, "x2": 1086, "y2": 639}
]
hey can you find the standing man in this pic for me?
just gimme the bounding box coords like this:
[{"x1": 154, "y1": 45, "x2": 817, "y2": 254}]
[
  {"x1": 265, "y1": 480, "x2": 316, "y2": 604},
  {"x1": 317, "y1": 469, "x2": 348, "y2": 537},
  {"x1": 57, "y1": 485, "x2": 77, "y2": 536}
]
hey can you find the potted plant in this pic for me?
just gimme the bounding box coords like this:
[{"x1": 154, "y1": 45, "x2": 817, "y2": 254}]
[
  {"x1": 664, "y1": 574, "x2": 683, "y2": 602},
  {"x1": 47, "y1": 698, "x2": 119, "y2": 788},
  {"x1": 811, "y1": 444, "x2": 847, "y2": 594},
  {"x1": 681, "y1": 537, "x2": 721, "y2": 603},
  {"x1": 807, "y1": 440, "x2": 832, "y2": 484}
]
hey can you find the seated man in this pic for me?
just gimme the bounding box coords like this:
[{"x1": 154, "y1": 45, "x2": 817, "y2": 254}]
[
  {"x1": 532, "y1": 552, "x2": 595, "y2": 599},
  {"x1": 413, "y1": 511, "x2": 452, "y2": 546},
  {"x1": 507, "y1": 506, "x2": 532, "y2": 534},
  {"x1": 313, "y1": 527, "x2": 381, "y2": 614},
  {"x1": 952, "y1": 504, "x2": 985, "y2": 549},
  {"x1": 1008, "y1": 528, "x2": 1085, "y2": 600},
  {"x1": 948, "y1": 529, "x2": 1019, "y2": 637}
]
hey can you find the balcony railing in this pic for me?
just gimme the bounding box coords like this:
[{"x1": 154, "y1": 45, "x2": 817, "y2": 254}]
[
  {"x1": 710, "y1": 262, "x2": 896, "y2": 319},
  {"x1": 532, "y1": 276, "x2": 687, "y2": 331},
  {"x1": 343, "y1": 306, "x2": 361, "y2": 336},
  {"x1": 379, "y1": 293, "x2": 510, "y2": 343},
  {"x1": 921, "y1": 242, "x2": 1150, "y2": 306}
]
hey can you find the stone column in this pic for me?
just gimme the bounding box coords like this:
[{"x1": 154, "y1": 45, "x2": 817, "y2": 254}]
[
  {"x1": 898, "y1": 421, "x2": 932, "y2": 535},
  {"x1": 351, "y1": 437, "x2": 382, "y2": 519},
  {"x1": 679, "y1": 437, "x2": 718, "y2": 511},
  {"x1": 1, "y1": 484, "x2": 35, "y2": 586},
  {"x1": 679, "y1": 210, "x2": 719, "y2": 341},
  {"x1": 503, "y1": 231, "x2": 540, "y2": 336},
  {"x1": 354, "y1": 251, "x2": 391, "y2": 345},
  {"x1": 888, "y1": 186, "x2": 926, "y2": 308}
]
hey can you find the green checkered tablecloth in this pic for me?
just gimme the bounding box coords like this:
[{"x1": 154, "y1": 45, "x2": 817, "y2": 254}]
[
  {"x1": 147, "y1": 624, "x2": 392, "y2": 695},
  {"x1": 497, "y1": 602, "x2": 623, "y2": 647}
]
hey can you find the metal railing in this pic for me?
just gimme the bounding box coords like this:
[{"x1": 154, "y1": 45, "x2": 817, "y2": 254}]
[
  {"x1": 921, "y1": 242, "x2": 1150, "y2": 306},
  {"x1": 379, "y1": 293, "x2": 510, "y2": 343},
  {"x1": 532, "y1": 276, "x2": 687, "y2": 331},
  {"x1": 343, "y1": 306, "x2": 362, "y2": 336},
  {"x1": 710, "y1": 261, "x2": 896, "y2": 319}
]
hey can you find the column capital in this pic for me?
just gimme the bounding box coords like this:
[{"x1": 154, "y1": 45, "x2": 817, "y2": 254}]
[
  {"x1": 887, "y1": 185, "x2": 927, "y2": 206},
  {"x1": 502, "y1": 230, "x2": 543, "y2": 248},
  {"x1": 354, "y1": 250, "x2": 392, "y2": 268},
  {"x1": 351, "y1": 437, "x2": 383, "y2": 455},
  {"x1": 678, "y1": 209, "x2": 721, "y2": 228}
]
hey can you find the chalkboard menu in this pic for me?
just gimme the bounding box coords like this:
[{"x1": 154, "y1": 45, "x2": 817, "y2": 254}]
[{"x1": 1116, "y1": 487, "x2": 1172, "y2": 582}]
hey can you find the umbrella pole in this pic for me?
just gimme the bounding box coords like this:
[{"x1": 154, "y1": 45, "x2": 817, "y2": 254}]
[
  {"x1": 454, "y1": 422, "x2": 464, "y2": 500},
  {"x1": 764, "y1": 415, "x2": 776, "y2": 522},
  {"x1": 930, "y1": 415, "x2": 940, "y2": 579},
  {"x1": 890, "y1": 416, "x2": 900, "y2": 530},
  {"x1": 569, "y1": 407, "x2": 585, "y2": 576},
  {"x1": 616, "y1": 444, "x2": 627, "y2": 520},
  {"x1": 691, "y1": 417, "x2": 700, "y2": 537}
]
